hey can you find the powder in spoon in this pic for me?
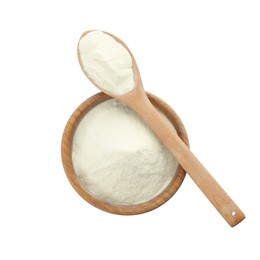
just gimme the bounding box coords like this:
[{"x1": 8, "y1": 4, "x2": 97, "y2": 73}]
[
  {"x1": 72, "y1": 99, "x2": 178, "y2": 206},
  {"x1": 78, "y1": 31, "x2": 135, "y2": 95}
]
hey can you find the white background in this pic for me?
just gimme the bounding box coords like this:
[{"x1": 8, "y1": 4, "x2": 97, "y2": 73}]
[{"x1": 0, "y1": 0, "x2": 259, "y2": 259}]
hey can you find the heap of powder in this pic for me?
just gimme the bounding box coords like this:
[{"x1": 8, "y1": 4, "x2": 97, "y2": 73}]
[
  {"x1": 72, "y1": 99, "x2": 178, "y2": 206},
  {"x1": 78, "y1": 31, "x2": 135, "y2": 95}
]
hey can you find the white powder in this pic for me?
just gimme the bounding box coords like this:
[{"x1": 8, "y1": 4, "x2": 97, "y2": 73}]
[
  {"x1": 78, "y1": 31, "x2": 135, "y2": 95},
  {"x1": 72, "y1": 99, "x2": 178, "y2": 206}
]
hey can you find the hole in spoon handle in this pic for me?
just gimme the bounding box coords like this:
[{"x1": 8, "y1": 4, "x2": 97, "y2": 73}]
[
  {"x1": 185, "y1": 159, "x2": 246, "y2": 227},
  {"x1": 168, "y1": 135, "x2": 245, "y2": 227}
]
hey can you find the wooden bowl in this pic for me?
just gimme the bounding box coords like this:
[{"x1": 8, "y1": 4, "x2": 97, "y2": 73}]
[{"x1": 61, "y1": 92, "x2": 189, "y2": 215}]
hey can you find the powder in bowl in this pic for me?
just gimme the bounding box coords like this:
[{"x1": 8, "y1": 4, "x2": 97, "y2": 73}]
[{"x1": 72, "y1": 99, "x2": 178, "y2": 206}]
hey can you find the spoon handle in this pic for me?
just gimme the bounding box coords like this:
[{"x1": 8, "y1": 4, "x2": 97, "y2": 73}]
[{"x1": 136, "y1": 96, "x2": 245, "y2": 227}]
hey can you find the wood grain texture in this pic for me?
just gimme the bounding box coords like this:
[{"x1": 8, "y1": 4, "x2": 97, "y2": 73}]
[
  {"x1": 77, "y1": 30, "x2": 245, "y2": 227},
  {"x1": 61, "y1": 92, "x2": 189, "y2": 215},
  {"x1": 125, "y1": 89, "x2": 245, "y2": 227}
]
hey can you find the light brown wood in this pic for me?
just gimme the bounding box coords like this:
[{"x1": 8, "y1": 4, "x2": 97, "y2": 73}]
[
  {"x1": 61, "y1": 92, "x2": 189, "y2": 215},
  {"x1": 125, "y1": 89, "x2": 245, "y2": 227},
  {"x1": 77, "y1": 30, "x2": 245, "y2": 227}
]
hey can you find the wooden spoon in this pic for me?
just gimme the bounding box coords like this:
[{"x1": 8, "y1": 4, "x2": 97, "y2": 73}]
[{"x1": 77, "y1": 30, "x2": 245, "y2": 227}]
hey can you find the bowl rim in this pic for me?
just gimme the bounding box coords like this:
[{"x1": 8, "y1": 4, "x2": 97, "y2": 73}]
[{"x1": 61, "y1": 92, "x2": 189, "y2": 215}]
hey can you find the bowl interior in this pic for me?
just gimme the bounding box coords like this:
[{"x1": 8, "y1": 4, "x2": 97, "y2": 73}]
[{"x1": 61, "y1": 92, "x2": 189, "y2": 215}]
